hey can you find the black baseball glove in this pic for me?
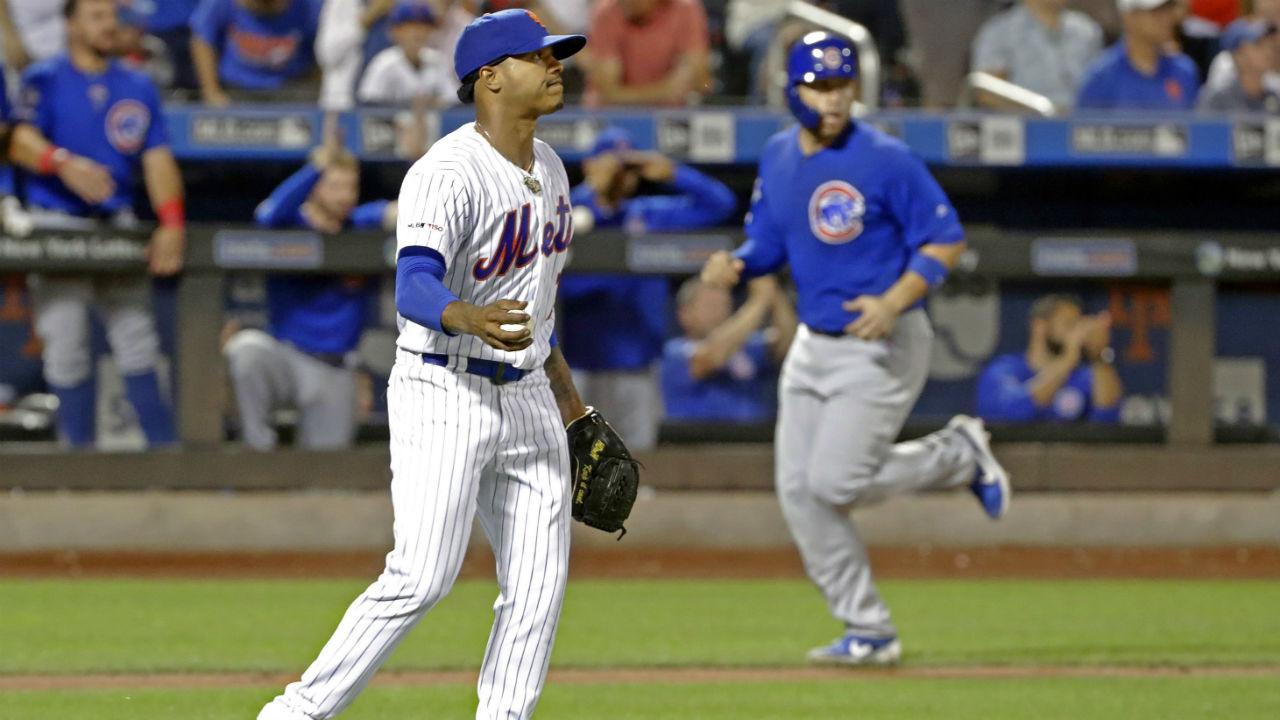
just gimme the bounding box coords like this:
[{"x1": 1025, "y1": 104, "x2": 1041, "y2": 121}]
[{"x1": 566, "y1": 407, "x2": 640, "y2": 538}]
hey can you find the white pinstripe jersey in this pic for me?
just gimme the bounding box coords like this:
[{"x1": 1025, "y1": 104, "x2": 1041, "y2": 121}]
[{"x1": 395, "y1": 124, "x2": 574, "y2": 370}]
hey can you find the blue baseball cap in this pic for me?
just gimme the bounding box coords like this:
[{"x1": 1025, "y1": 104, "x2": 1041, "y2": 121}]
[
  {"x1": 453, "y1": 9, "x2": 587, "y2": 82},
  {"x1": 388, "y1": 1, "x2": 436, "y2": 26},
  {"x1": 1221, "y1": 18, "x2": 1277, "y2": 52},
  {"x1": 587, "y1": 127, "x2": 633, "y2": 158}
]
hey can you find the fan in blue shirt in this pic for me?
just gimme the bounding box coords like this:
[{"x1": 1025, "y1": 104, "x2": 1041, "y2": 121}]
[
  {"x1": 559, "y1": 126, "x2": 736, "y2": 449},
  {"x1": 190, "y1": 0, "x2": 320, "y2": 103},
  {"x1": 662, "y1": 275, "x2": 796, "y2": 424},
  {"x1": 976, "y1": 294, "x2": 1123, "y2": 423},
  {"x1": 1076, "y1": 0, "x2": 1199, "y2": 110}
]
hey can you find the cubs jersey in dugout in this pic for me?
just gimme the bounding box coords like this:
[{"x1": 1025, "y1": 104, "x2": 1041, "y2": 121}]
[
  {"x1": 395, "y1": 124, "x2": 573, "y2": 370},
  {"x1": 16, "y1": 55, "x2": 169, "y2": 216},
  {"x1": 736, "y1": 122, "x2": 964, "y2": 334}
]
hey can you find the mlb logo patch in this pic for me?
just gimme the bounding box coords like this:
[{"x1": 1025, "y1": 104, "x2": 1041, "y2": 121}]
[
  {"x1": 105, "y1": 99, "x2": 150, "y2": 154},
  {"x1": 808, "y1": 181, "x2": 865, "y2": 244}
]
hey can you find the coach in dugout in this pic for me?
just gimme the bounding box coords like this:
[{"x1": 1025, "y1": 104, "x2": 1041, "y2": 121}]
[
  {"x1": 9, "y1": 0, "x2": 184, "y2": 448},
  {"x1": 222, "y1": 133, "x2": 394, "y2": 450},
  {"x1": 558, "y1": 126, "x2": 735, "y2": 450},
  {"x1": 976, "y1": 293, "x2": 1123, "y2": 424},
  {"x1": 1075, "y1": 0, "x2": 1199, "y2": 110}
]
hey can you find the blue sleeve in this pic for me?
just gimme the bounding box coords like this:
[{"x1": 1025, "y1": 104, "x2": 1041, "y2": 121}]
[
  {"x1": 734, "y1": 175, "x2": 788, "y2": 279},
  {"x1": 395, "y1": 247, "x2": 459, "y2": 335},
  {"x1": 0, "y1": 72, "x2": 10, "y2": 121},
  {"x1": 570, "y1": 182, "x2": 604, "y2": 221},
  {"x1": 1075, "y1": 66, "x2": 1110, "y2": 109},
  {"x1": 349, "y1": 200, "x2": 389, "y2": 229},
  {"x1": 631, "y1": 165, "x2": 736, "y2": 231},
  {"x1": 142, "y1": 80, "x2": 169, "y2": 150},
  {"x1": 1177, "y1": 60, "x2": 1200, "y2": 109},
  {"x1": 887, "y1": 149, "x2": 964, "y2": 250},
  {"x1": 15, "y1": 64, "x2": 54, "y2": 134},
  {"x1": 254, "y1": 164, "x2": 321, "y2": 227},
  {"x1": 189, "y1": 0, "x2": 228, "y2": 46},
  {"x1": 975, "y1": 358, "x2": 1037, "y2": 422}
]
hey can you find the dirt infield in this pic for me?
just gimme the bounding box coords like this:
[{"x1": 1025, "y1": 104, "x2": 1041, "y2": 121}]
[
  {"x1": 5, "y1": 665, "x2": 1280, "y2": 692},
  {"x1": 2, "y1": 546, "x2": 1279, "y2": 579}
]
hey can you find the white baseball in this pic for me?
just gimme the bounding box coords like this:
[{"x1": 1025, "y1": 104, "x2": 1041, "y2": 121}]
[
  {"x1": 571, "y1": 205, "x2": 595, "y2": 235},
  {"x1": 500, "y1": 318, "x2": 534, "y2": 335}
]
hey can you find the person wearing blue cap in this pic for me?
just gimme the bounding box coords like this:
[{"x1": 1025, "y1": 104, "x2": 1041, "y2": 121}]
[
  {"x1": 1198, "y1": 17, "x2": 1279, "y2": 112},
  {"x1": 1076, "y1": 0, "x2": 1200, "y2": 110},
  {"x1": 356, "y1": 0, "x2": 457, "y2": 106},
  {"x1": 558, "y1": 125, "x2": 736, "y2": 450},
  {"x1": 700, "y1": 31, "x2": 1011, "y2": 667},
  {"x1": 258, "y1": 10, "x2": 595, "y2": 720}
]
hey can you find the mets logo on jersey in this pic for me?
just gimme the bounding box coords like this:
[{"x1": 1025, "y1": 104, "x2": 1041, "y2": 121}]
[
  {"x1": 105, "y1": 100, "x2": 151, "y2": 154},
  {"x1": 808, "y1": 180, "x2": 866, "y2": 244}
]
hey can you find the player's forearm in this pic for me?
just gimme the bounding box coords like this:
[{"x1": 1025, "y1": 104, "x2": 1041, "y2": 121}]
[
  {"x1": 885, "y1": 241, "x2": 967, "y2": 313},
  {"x1": 545, "y1": 347, "x2": 587, "y2": 425},
  {"x1": 9, "y1": 123, "x2": 54, "y2": 170},
  {"x1": 690, "y1": 296, "x2": 771, "y2": 379},
  {"x1": 190, "y1": 39, "x2": 224, "y2": 98},
  {"x1": 1027, "y1": 357, "x2": 1077, "y2": 407},
  {"x1": 1090, "y1": 361, "x2": 1123, "y2": 409},
  {"x1": 142, "y1": 148, "x2": 184, "y2": 209},
  {"x1": 768, "y1": 293, "x2": 799, "y2": 360}
]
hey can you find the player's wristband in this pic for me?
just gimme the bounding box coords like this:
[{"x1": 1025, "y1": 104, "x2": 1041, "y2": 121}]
[
  {"x1": 37, "y1": 146, "x2": 70, "y2": 175},
  {"x1": 156, "y1": 198, "x2": 186, "y2": 229},
  {"x1": 907, "y1": 253, "x2": 949, "y2": 289}
]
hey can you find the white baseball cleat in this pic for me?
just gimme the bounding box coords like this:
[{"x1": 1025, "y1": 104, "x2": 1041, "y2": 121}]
[
  {"x1": 947, "y1": 414, "x2": 1011, "y2": 519},
  {"x1": 807, "y1": 634, "x2": 902, "y2": 666}
]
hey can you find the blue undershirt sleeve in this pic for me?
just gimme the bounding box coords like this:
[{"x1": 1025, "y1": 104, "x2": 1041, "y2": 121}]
[
  {"x1": 395, "y1": 247, "x2": 459, "y2": 335},
  {"x1": 255, "y1": 164, "x2": 322, "y2": 227}
]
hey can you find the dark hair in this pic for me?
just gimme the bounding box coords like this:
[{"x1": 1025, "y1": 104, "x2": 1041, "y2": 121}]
[
  {"x1": 63, "y1": 0, "x2": 79, "y2": 18},
  {"x1": 456, "y1": 72, "x2": 479, "y2": 104},
  {"x1": 1029, "y1": 293, "x2": 1083, "y2": 322}
]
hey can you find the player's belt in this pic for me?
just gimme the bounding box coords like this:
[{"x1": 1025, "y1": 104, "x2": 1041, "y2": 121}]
[
  {"x1": 808, "y1": 327, "x2": 847, "y2": 338},
  {"x1": 420, "y1": 353, "x2": 527, "y2": 385}
]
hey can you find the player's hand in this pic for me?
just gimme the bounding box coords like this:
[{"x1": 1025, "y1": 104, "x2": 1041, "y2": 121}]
[
  {"x1": 203, "y1": 87, "x2": 232, "y2": 108},
  {"x1": 443, "y1": 299, "x2": 534, "y2": 352},
  {"x1": 843, "y1": 294, "x2": 900, "y2": 340},
  {"x1": 625, "y1": 151, "x2": 676, "y2": 183},
  {"x1": 146, "y1": 226, "x2": 185, "y2": 276},
  {"x1": 701, "y1": 250, "x2": 743, "y2": 289},
  {"x1": 57, "y1": 155, "x2": 116, "y2": 206}
]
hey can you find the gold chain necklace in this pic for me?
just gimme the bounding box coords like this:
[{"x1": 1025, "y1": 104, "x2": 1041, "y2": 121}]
[{"x1": 474, "y1": 121, "x2": 541, "y2": 194}]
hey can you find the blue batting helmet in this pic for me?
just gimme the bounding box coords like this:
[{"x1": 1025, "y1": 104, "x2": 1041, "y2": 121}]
[{"x1": 786, "y1": 32, "x2": 857, "y2": 129}]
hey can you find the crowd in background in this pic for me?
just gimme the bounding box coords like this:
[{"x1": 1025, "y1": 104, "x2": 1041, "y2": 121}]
[
  {"x1": 0, "y1": 0, "x2": 1276, "y2": 111},
  {"x1": 0, "y1": 0, "x2": 1269, "y2": 448}
]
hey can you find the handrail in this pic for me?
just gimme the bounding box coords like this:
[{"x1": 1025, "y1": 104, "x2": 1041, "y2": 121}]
[
  {"x1": 765, "y1": 0, "x2": 881, "y2": 114},
  {"x1": 958, "y1": 72, "x2": 1058, "y2": 116}
]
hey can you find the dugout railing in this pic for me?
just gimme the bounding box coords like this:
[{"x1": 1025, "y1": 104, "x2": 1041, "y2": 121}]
[{"x1": 1, "y1": 225, "x2": 1278, "y2": 492}]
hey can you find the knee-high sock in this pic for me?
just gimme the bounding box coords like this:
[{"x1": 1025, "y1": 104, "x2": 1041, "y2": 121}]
[
  {"x1": 123, "y1": 370, "x2": 176, "y2": 446},
  {"x1": 52, "y1": 379, "x2": 96, "y2": 447}
]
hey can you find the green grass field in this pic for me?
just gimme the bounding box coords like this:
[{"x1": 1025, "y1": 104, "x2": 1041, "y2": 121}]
[{"x1": 2, "y1": 578, "x2": 1279, "y2": 719}]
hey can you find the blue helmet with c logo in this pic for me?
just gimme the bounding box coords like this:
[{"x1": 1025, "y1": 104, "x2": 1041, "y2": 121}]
[{"x1": 786, "y1": 32, "x2": 857, "y2": 129}]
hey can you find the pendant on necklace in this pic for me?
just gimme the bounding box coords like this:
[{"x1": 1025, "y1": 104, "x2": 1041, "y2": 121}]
[{"x1": 523, "y1": 176, "x2": 542, "y2": 194}]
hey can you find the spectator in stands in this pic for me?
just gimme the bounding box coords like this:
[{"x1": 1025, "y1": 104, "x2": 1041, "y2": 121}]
[
  {"x1": 1197, "y1": 16, "x2": 1278, "y2": 111},
  {"x1": 190, "y1": 0, "x2": 322, "y2": 106},
  {"x1": 0, "y1": 0, "x2": 67, "y2": 70},
  {"x1": 582, "y1": 0, "x2": 711, "y2": 106},
  {"x1": 225, "y1": 134, "x2": 394, "y2": 450},
  {"x1": 9, "y1": 0, "x2": 184, "y2": 448},
  {"x1": 478, "y1": 0, "x2": 589, "y2": 35},
  {"x1": 901, "y1": 0, "x2": 1005, "y2": 108},
  {"x1": 316, "y1": 0, "x2": 395, "y2": 111},
  {"x1": 116, "y1": 5, "x2": 176, "y2": 89},
  {"x1": 662, "y1": 275, "x2": 796, "y2": 424},
  {"x1": 558, "y1": 127, "x2": 736, "y2": 450},
  {"x1": 118, "y1": 0, "x2": 200, "y2": 89},
  {"x1": 1205, "y1": 0, "x2": 1280, "y2": 106},
  {"x1": 976, "y1": 294, "x2": 1122, "y2": 424},
  {"x1": 970, "y1": 0, "x2": 1104, "y2": 111},
  {"x1": 357, "y1": 0, "x2": 456, "y2": 106},
  {"x1": 1076, "y1": 0, "x2": 1200, "y2": 110}
]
